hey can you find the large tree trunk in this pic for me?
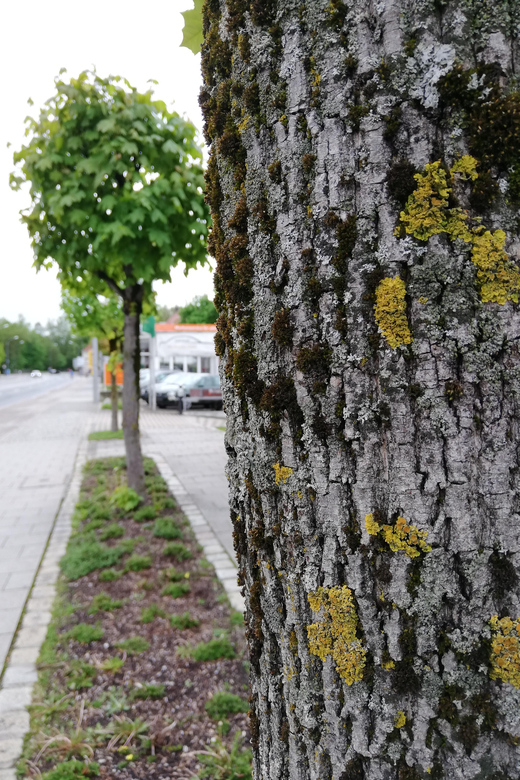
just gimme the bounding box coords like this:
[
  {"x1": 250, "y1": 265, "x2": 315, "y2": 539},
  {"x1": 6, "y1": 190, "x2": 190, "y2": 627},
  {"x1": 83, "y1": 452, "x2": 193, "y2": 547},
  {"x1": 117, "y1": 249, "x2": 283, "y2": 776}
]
[
  {"x1": 201, "y1": 1, "x2": 520, "y2": 778},
  {"x1": 108, "y1": 337, "x2": 119, "y2": 433},
  {"x1": 122, "y1": 286, "x2": 145, "y2": 493}
]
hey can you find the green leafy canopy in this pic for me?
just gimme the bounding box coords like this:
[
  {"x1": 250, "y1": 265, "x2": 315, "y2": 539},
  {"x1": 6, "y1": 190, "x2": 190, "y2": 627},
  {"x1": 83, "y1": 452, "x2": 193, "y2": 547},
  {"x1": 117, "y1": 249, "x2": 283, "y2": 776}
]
[{"x1": 11, "y1": 70, "x2": 210, "y2": 299}]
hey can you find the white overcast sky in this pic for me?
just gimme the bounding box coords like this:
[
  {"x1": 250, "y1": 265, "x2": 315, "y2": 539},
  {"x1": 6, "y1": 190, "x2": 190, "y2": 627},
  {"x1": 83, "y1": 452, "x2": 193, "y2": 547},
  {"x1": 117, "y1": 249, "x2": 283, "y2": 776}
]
[{"x1": 0, "y1": 0, "x2": 213, "y2": 326}]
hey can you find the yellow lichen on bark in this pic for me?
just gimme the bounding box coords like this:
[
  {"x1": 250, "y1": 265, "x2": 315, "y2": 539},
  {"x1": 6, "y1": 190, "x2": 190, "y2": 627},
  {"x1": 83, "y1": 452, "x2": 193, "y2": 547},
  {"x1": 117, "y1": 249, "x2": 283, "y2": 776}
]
[
  {"x1": 397, "y1": 156, "x2": 520, "y2": 305},
  {"x1": 394, "y1": 711, "x2": 407, "y2": 728},
  {"x1": 273, "y1": 463, "x2": 293, "y2": 485},
  {"x1": 307, "y1": 585, "x2": 366, "y2": 685},
  {"x1": 365, "y1": 513, "x2": 431, "y2": 558},
  {"x1": 471, "y1": 230, "x2": 520, "y2": 304},
  {"x1": 374, "y1": 277, "x2": 412, "y2": 349},
  {"x1": 451, "y1": 155, "x2": 479, "y2": 181},
  {"x1": 364, "y1": 512, "x2": 381, "y2": 535},
  {"x1": 489, "y1": 614, "x2": 520, "y2": 688},
  {"x1": 398, "y1": 160, "x2": 451, "y2": 241}
]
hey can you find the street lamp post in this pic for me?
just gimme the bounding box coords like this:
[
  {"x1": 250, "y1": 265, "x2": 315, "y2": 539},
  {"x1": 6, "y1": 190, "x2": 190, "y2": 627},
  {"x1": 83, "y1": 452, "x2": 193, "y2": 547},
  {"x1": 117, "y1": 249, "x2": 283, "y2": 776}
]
[{"x1": 5, "y1": 336, "x2": 20, "y2": 375}]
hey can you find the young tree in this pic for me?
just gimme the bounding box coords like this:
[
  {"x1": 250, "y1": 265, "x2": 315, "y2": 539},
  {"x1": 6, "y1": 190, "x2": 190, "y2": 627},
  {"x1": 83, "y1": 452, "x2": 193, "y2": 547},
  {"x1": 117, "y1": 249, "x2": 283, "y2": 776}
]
[
  {"x1": 61, "y1": 284, "x2": 125, "y2": 431},
  {"x1": 179, "y1": 293, "x2": 218, "y2": 323},
  {"x1": 12, "y1": 71, "x2": 210, "y2": 491},
  {"x1": 200, "y1": 1, "x2": 520, "y2": 777}
]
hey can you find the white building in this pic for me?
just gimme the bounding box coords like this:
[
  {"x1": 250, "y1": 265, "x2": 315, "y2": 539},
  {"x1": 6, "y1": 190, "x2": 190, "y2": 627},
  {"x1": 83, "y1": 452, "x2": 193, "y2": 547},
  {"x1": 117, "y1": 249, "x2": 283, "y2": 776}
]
[{"x1": 140, "y1": 323, "x2": 219, "y2": 374}]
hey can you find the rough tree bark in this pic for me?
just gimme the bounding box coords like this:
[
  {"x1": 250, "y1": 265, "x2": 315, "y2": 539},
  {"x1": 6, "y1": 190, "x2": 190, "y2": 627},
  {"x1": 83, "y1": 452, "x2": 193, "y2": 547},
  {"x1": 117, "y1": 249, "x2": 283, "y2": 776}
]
[
  {"x1": 201, "y1": 0, "x2": 520, "y2": 777},
  {"x1": 122, "y1": 285, "x2": 145, "y2": 494}
]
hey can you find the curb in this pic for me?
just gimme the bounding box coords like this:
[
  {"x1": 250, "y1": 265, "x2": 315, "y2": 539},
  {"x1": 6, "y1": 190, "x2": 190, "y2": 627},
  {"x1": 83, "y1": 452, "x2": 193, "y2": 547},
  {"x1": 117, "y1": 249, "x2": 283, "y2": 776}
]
[
  {"x1": 149, "y1": 451, "x2": 244, "y2": 613},
  {"x1": 0, "y1": 438, "x2": 88, "y2": 779}
]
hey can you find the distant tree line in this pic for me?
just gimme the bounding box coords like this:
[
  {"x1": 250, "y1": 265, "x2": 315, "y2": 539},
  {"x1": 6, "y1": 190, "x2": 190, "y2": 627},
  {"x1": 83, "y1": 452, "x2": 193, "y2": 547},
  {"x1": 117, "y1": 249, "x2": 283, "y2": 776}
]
[{"x1": 0, "y1": 317, "x2": 87, "y2": 372}]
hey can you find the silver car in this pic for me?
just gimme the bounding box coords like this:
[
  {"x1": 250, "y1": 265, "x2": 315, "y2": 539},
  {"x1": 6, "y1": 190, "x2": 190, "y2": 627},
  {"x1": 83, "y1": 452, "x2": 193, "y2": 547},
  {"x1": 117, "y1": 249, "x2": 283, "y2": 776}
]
[{"x1": 156, "y1": 373, "x2": 222, "y2": 411}]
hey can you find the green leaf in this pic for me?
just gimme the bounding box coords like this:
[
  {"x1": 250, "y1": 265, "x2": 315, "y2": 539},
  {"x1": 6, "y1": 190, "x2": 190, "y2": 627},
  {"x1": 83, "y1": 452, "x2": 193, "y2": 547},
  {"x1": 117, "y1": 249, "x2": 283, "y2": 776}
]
[
  {"x1": 97, "y1": 117, "x2": 117, "y2": 133},
  {"x1": 149, "y1": 228, "x2": 170, "y2": 248},
  {"x1": 180, "y1": 0, "x2": 204, "y2": 55},
  {"x1": 162, "y1": 138, "x2": 182, "y2": 156}
]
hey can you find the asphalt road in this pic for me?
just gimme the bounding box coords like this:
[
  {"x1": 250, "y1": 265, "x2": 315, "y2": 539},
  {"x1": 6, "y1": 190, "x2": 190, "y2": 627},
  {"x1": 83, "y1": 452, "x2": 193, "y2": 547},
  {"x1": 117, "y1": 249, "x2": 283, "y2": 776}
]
[{"x1": 0, "y1": 373, "x2": 72, "y2": 409}]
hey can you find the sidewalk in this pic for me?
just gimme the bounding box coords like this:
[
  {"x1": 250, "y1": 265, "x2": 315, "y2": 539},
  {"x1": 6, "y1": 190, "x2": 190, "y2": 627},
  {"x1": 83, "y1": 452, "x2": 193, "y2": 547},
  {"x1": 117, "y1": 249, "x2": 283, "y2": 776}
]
[{"x1": 0, "y1": 378, "x2": 97, "y2": 673}]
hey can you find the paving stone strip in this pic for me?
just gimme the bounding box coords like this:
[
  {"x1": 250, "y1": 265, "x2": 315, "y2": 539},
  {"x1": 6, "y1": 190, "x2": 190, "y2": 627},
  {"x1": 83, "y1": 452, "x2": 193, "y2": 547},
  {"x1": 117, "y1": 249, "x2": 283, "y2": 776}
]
[
  {"x1": 0, "y1": 437, "x2": 88, "y2": 780},
  {"x1": 0, "y1": 435, "x2": 241, "y2": 778}
]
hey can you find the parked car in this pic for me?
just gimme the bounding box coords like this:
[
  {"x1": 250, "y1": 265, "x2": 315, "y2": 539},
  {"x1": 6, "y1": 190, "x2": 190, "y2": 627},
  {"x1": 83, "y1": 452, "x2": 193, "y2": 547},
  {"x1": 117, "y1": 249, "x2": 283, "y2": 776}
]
[
  {"x1": 156, "y1": 373, "x2": 222, "y2": 410},
  {"x1": 30, "y1": 370, "x2": 42, "y2": 378},
  {"x1": 140, "y1": 370, "x2": 178, "y2": 402}
]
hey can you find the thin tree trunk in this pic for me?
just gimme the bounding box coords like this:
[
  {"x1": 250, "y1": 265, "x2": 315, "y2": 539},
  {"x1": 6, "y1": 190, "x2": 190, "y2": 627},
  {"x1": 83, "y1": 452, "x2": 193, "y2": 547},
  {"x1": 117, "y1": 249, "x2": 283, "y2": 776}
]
[
  {"x1": 202, "y1": 1, "x2": 520, "y2": 778},
  {"x1": 110, "y1": 370, "x2": 118, "y2": 432},
  {"x1": 122, "y1": 287, "x2": 144, "y2": 493},
  {"x1": 108, "y1": 337, "x2": 119, "y2": 432}
]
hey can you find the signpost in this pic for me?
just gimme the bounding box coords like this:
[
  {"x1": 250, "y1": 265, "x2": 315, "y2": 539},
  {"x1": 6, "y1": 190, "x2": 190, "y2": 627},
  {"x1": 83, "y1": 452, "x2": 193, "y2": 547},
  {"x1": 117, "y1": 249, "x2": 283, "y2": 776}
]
[{"x1": 142, "y1": 317, "x2": 156, "y2": 411}]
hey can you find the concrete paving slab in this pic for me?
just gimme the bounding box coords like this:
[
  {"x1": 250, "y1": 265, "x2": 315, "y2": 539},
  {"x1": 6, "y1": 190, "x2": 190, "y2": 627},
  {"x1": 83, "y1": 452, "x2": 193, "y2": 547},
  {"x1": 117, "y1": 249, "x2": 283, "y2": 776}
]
[
  {"x1": 0, "y1": 709, "x2": 28, "y2": 737},
  {"x1": 9, "y1": 646, "x2": 40, "y2": 666},
  {"x1": 15, "y1": 624, "x2": 48, "y2": 650},
  {"x1": 0, "y1": 739, "x2": 25, "y2": 770},
  {"x1": 2, "y1": 665, "x2": 38, "y2": 688},
  {"x1": 0, "y1": 685, "x2": 33, "y2": 714}
]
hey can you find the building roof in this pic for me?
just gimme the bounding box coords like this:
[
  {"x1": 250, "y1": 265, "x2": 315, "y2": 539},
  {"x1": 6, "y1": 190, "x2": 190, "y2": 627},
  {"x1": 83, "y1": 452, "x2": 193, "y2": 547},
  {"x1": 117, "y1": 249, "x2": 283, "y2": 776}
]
[{"x1": 155, "y1": 323, "x2": 217, "y2": 333}]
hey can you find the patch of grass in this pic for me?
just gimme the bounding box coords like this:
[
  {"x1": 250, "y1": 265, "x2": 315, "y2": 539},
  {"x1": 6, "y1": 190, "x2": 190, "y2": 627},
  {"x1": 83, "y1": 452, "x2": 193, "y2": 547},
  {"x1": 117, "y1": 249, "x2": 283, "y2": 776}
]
[
  {"x1": 153, "y1": 497, "x2": 176, "y2": 511},
  {"x1": 197, "y1": 733, "x2": 252, "y2": 780},
  {"x1": 130, "y1": 683, "x2": 165, "y2": 700},
  {"x1": 99, "y1": 657, "x2": 125, "y2": 673},
  {"x1": 88, "y1": 593, "x2": 123, "y2": 614},
  {"x1": 60, "y1": 538, "x2": 124, "y2": 580},
  {"x1": 88, "y1": 430, "x2": 124, "y2": 440},
  {"x1": 91, "y1": 505, "x2": 111, "y2": 521},
  {"x1": 74, "y1": 499, "x2": 96, "y2": 522},
  {"x1": 170, "y1": 612, "x2": 200, "y2": 630},
  {"x1": 41, "y1": 760, "x2": 100, "y2": 780},
  {"x1": 105, "y1": 716, "x2": 149, "y2": 744},
  {"x1": 205, "y1": 691, "x2": 249, "y2": 721},
  {"x1": 124, "y1": 554, "x2": 152, "y2": 572},
  {"x1": 101, "y1": 399, "x2": 122, "y2": 409},
  {"x1": 99, "y1": 523, "x2": 125, "y2": 541},
  {"x1": 153, "y1": 517, "x2": 183, "y2": 539},
  {"x1": 98, "y1": 568, "x2": 122, "y2": 582},
  {"x1": 140, "y1": 604, "x2": 166, "y2": 623},
  {"x1": 133, "y1": 506, "x2": 156, "y2": 523},
  {"x1": 110, "y1": 486, "x2": 141, "y2": 512},
  {"x1": 230, "y1": 610, "x2": 244, "y2": 627},
  {"x1": 92, "y1": 687, "x2": 129, "y2": 714},
  {"x1": 66, "y1": 623, "x2": 104, "y2": 644},
  {"x1": 162, "y1": 582, "x2": 190, "y2": 598},
  {"x1": 145, "y1": 475, "x2": 168, "y2": 491},
  {"x1": 82, "y1": 519, "x2": 104, "y2": 532},
  {"x1": 118, "y1": 537, "x2": 138, "y2": 553},
  {"x1": 164, "y1": 566, "x2": 183, "y2": 581},
  {"x1": 65, "y1": 660, "x2": 97, "y2": 690},
  {"x1": 164, "y1": 542, "x2": 192, "y2": 561},
  {"x1": 178, "y1": 637, "x2": 236, "y2": 662},
  {"x1": 114, "y1": 636, "x2": 150, "y2": 655}
]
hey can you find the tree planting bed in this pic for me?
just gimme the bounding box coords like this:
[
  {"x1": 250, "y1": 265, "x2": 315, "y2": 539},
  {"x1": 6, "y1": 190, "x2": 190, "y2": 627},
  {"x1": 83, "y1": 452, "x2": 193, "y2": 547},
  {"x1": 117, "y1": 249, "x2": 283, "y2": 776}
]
[{"x1": 18, "y1": 456, "x2": 251, "y2": 780}]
